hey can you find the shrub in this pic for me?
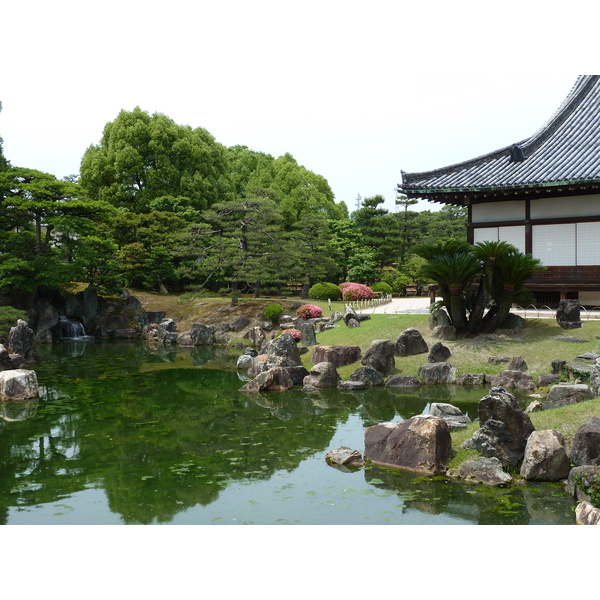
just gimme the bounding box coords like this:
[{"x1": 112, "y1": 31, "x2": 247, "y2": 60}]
[
  {"x1": 371, "y1": 282, "x2": 393, "y2": 295},
  {"x1": 0, "y1": 306, "x2": 26, "y2": 344},
  {"x1": 275, "y1": 328, "x2": 302, "y2": 341},
  {"x1": 308, "y1": 282, "x2": 342, "y2": 301},
  {"x1": 296, "y1": 304, "x2": 323, "y2": 319},
  {"x1": 263, "y1": 303, "x2": 284, "y2": 323},
  {"x1": 339, "y1": 282, "x2": 374, "y2": 301}
]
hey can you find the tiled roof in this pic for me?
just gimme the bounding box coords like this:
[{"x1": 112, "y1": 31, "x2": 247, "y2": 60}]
[{"x1": 399, "y1": 75, "x2": 600, "y2": 201}]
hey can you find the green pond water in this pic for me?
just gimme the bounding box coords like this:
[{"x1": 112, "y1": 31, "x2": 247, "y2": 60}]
[{"x1": 0, "y1": 341, "x2": 576, "y2": 525}]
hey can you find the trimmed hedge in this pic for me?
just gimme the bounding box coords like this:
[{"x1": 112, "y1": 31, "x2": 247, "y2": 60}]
[
  {"x1": 371, "y1": 281, "x2": 393, "y2": 295},
  {"x1": 308, "y1": 282, "x2": 342, "y2": 301},
  {"x1": 263, "y1": 303, "x2": 284, "y2": 323}
]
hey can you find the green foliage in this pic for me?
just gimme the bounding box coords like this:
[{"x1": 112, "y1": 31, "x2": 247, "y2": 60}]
[
  {"x1": 80, "y1": 107, "x2": 234, "y2": 213},
  {"x1": 573, "y1": 472, "x2": 600, "y2": 508},
  {"x1": 371, "y1": 281, "x2": 393, "y2": 295},
  {"x1": 415, "y1": 239, "x2": 545, "y2": 334},
  {"x1": 0, "y1": 305, "x2": 25, "y2": 344},
  {"x1": 263, "y1": 303, "x2": 284, "y2": 323},
  {"x1": 308, "y1": 282, "x2": 342, "y2": 301}
]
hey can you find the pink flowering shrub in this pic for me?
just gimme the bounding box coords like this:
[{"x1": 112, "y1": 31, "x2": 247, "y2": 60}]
[
  {"x1": 340, "y1": 282, "x2": 374, "y2": 301},
  {"x1": 296, "y1": 304, "x2": 323, "y2": 319},
  {"x1": 276, "y1": 328, "x2": 302, "y2": 341}
]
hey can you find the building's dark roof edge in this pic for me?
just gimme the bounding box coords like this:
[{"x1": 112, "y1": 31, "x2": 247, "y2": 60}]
[
  {"x1": 399, "y1": 177, "x2": 600, "y2": 196},
  {"x1": 401, "y1": 75, "x2": 600, "y2": 187}
]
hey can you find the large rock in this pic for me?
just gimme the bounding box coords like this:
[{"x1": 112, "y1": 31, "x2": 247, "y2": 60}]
[
  {"x1": 239, "y1": 367, "x2": 293, "y2": 392},
  {"x1": 590, "y1": 358, "x2": 600, "y2": 396},
  {"x1": 33, "y1": 300, "x2": 59, "y2": 342},
  {"x1": 508, "y1": 356, "x2": 528, "y2": 372},
  {"x1": 364, "y1": 415, "x2": 452, "y2": 475},
  {"x1": 8, "y1": 320, "x2": 35, "y2": 362},
  {"x1": 300, "y1": 322, "x2": 317, "y2": 347},
  {"x1": 543, "y1": 384, "x2": 594, "y2": 410},
  {"x1": 449, "y1": 457, "x2": 512, "y2": 486},
  {"x1": 0, "y1": 369, "x2": 39, "y2": 400},
  {"x1": 428, "y1": 342, "x2": 451, "y2": 363},
  {"x1": 242, "y1": 326, "x2": 265, "y2": 348},
  {"x1": 325, "y1": 447, "x2": 363, "y2": 471},
  {"x1": 311, "y1": 345, "x2": 361, "y2": 367},
  {"x1": 134, "y1": 311, "x2": 166, "y2": 327},
  {"x1": 520, "y1": 429, "x2": 571, "y2": 481},
  {"x1": 576, "y1": 502, "x2": 600, "y2": 525},
  {"x1": 385, "y1": 375, "x2": 420, "y2": 388},
  {"x1": 556, "y1": 299, "x2": 582, "y2": 330},
  {"x1": 429, "y1": 308, "x2": 451, "y2": 329},
  {"x1": 571, "y1": 417, "x2": 600, "y2": 466},
  {"x1": 431, "y1": 325, "x2": 457, "y2": 340},
  {"x1": 567, "y1": 465, "x2": 600, "y2": 502},
  {"x1": 417, "y1": 362, "x2": 458, "y2": 384},
  {"x1": 361, "y1": 339, "x2": 395, "y2": 376},
  {"x1": 343, "y1": 305, "x2": 359, "y2": 326},
  {"x1": 470, "y1": 386, "x2": 535, "y2": 468},
  {"x1": 429, "y1": 402, "x2": 471, "y2": 430},
  {"x1": 190, "y1": 323, "x2": 215, "y2": 346},
  {"x1": 395, "y1": 328, "x2": 428, "y2": 356},
  {"x1": 266, "y1": 333, "x2": 302, "y2": 368},
  {"x1": 303, "y1": 362, "x2": 340, "y2": 388},
  {"x1": 349, "y1": 366, "x2": 384, "y2": 386},
  {"x1": 489, "y1": 370, "x2": 535, "y2": 390}
]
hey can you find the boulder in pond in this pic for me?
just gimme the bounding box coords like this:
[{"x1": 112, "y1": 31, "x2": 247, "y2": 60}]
[
  {"x1": 266, "y1": 333, "x2": 302, "y2": 367},
  {"x1": 417, "y1": 362, "x2": 458, "y2": 384},
  {"x1": 449, "y1": 457, "x2": 512, "y2": 487},
  {"x1": 8, "y1": 320, "x2": 35, "y2": 362},
  {"x1": 302, "y1": 362, "x2": 340, "y2": 388},
  {"x1": 349, "y1": 365, "x2": 384, "y2": 386},
  {"x1": 190, "y1": 323, "x2": 216, "y2": 346},
  {"x1": 429, "y1": 402, "x2": 471, "y2": 430},
  {"x1": 567, "y1": 465, "x2": 600, "y2": 502},
  {"x1": 0, "y1": 369, "x2": 39, "y2": 401},
  {"x1": 364, "y1": 415, "x2": 452, "y2": 475},
  {"x1": 239, "y1": 367, "x2": 294, "y2": 392},
  {"x1": 576, "y1": 501, "x2": 600, "y2": 525},
  {"x1": 325, "y1": 447, "x2": 363, "y2": 471},
  {"x1": 520, "y1": 429, "x2": 571, "y2": 481},
  {"x1": 385, "y1": 375, "x2": 420, "y2": 388},
  {"x1": 470, "y1": 386, "x2": 535, "y2": 468}
]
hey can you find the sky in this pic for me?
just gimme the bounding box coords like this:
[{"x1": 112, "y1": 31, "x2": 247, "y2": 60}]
[{"x1": 1, "y1": 2, "x2": 596, "y2": 214}]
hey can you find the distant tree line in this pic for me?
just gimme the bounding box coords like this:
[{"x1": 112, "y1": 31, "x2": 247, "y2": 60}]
[{"x1": 0, "y1": 104, "x2": 467, "y2": 306}]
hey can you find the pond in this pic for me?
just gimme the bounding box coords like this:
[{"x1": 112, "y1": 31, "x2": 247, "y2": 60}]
[{"x1": 0, "y1": 341, "x2": 576, "y2": 525}]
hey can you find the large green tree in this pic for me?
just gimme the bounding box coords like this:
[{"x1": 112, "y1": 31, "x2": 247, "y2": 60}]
[
  {"x1": 80, "y1": 107, "x2": 234, "y2": 214},
  {"x1": 0, "y1": 167, "x2": 116, "y2": 298}
]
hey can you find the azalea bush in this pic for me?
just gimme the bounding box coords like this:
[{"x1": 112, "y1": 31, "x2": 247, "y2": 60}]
[
  {"x1": 296, "y1": 304, "x2": 323, "y2": 319},
  {"x1": 340, "y1": 282, "x2": 374, "y2": 301},
  {"x1": 275, "y1": 328, "x2": 302, "y2": 341}
]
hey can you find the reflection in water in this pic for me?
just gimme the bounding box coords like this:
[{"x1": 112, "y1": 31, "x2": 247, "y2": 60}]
[{"x1": 0, "y1": 342, "x2": 576, "y2": 525}]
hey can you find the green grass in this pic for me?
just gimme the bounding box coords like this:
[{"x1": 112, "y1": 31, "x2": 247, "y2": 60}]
[{"x1": 304, "y1": 310, "x2": 600, "y2": 382}]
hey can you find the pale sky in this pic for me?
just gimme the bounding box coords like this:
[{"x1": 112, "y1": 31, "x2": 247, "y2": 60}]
[{"x1": 1, "y1": 1, "x2": 596, "y2": 213}]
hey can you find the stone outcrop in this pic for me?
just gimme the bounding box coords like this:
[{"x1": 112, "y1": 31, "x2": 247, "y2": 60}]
[
  {"x1": 429, "y1": 402, "x2": 471, "y2": 430},
  {"x1": 417, "y1": 362, "x2": 458, "y2": 384},
  {"x1": 520, "y1": 429, "x2": 571, "y2": 481},
  {"x1": 364, "y1": 415, "x2": 452, "y2": 475},
  {"x1": 508, "y1": 356, "x2": 528, "y2": 371},
  {"x1": 567, "y1": 465, "x2": 600, "y2": 502},
  {"x1": 469, "y1": 386, "x2": 535, "y2": 468},
  {"x1": 8, "y1": 320, "x2": 36, "y2": 363},
  {"x1": 458, "y1": 373, "x2": 486, "y2": 385},
  {"x1": 570, "y1": 417, "x2": 600, "y2": 466},
  {"x1": 543, "y1": 384, "x2": 594, "y2": 410},
  {"x1": 190, "y1": 323, "x2": 215, "y2": 346},
  {"x1": 395, "y1": 328, "x2": 428, "y2": 357},
  {"x1": 325, "y1": 447, "x2": 363, "y2": 470},
  {"x1": 266, "y1": 333, "x2": 301, "y2": 368},
  {"x1": 311, "y1": 345, "x2": 361, "y2": 367},
  {"x1": 361, "y1": 339, "x2": 395, "y2": 376},
  {"x1": 239, "y1": 367, "x2": 293, "y2": 392},
  {"x1": 0, "y1": 369, "x2": 39, "y2": 400},
  {"x1": 385, "y1": 375, "x2": 420, "y2": 388},
  {"x1": 556, "y1": 299, "x2": 581, "y2": 330},
  {"x1": 428, "y1": 342, "x2": 451, "y2": 363},
  {"x1": 489, "y1": 370, "x2": 535, "y2": 390},
  {"x1": 576, "y1": 501, "x2": 600, "y2": 525},
  {"x1": 349, "y1": 366, "x2": 384, "y2": 386},
  {"x1": 303, "y1": 362, "x2": 340, "y2": 388},
  {"x1": 449, "y1": 457, "x2": 512, "y2": 486}
]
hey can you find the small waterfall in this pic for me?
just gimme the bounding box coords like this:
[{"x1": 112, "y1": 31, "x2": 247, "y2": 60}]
[{"x1": 59, "y1": 316, "x2": 91, "y2": 340}]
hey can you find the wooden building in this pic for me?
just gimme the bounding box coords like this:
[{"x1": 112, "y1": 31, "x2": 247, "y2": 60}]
[{"x1": 399, "y1": 75, "x2": 600, "y2": 307}]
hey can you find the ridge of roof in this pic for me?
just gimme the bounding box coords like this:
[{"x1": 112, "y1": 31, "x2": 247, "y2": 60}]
[{"x1": 400, "y1": 75, "x2": 600, "y2": 190}]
